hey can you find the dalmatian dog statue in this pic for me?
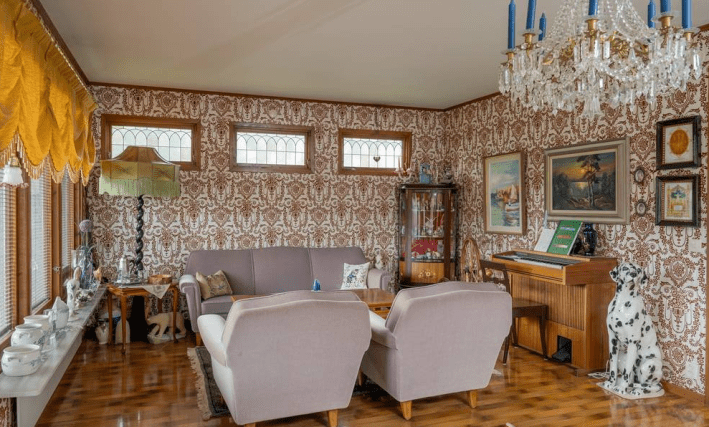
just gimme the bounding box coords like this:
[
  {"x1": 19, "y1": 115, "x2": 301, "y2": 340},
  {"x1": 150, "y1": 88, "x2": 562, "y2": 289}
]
[{"x1": 599, "y1": 262, "x2": 664, "y2": 398}]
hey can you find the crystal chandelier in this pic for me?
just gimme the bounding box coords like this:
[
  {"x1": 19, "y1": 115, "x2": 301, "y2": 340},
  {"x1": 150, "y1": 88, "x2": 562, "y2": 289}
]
[{"x1": 499, "y1": 0, "x2": 703, "y2": 118}]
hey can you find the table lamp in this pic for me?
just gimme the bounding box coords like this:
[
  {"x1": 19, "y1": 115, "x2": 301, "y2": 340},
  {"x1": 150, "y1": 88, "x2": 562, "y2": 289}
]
[{"x1": 99, "y1": 146, "x2": 180, "y2": 284}]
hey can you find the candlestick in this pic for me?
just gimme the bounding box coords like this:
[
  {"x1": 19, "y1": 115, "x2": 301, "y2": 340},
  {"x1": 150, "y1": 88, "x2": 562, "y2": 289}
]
[
  {"x1": 508, "y1": 0, "x2": 516, "y2": 50},
  {"x1": 648, "y1": 0, "x2": 656, "y2": 27},
  {"x1": 660, "y1": 0, "x2": 670, "y2": 13},
  {"x1": 588, "y1": 0, "x2": 598, "y2": 16},
  {"x1": 682, "y1": 0, "x2": 691, "y2": 28},
  {"x1": 539, "y1": 13, "x2": 546, "y2": 41},
  {"x1": 525, "y1": 0, "x2": 536, "y2": 30}
]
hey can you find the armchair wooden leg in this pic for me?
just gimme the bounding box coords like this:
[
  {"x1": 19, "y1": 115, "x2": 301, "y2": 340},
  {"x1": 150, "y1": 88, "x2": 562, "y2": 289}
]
[
  {"x1": 400, "y1": 401, "x2": 412, "y2": 420},
  {"x1": 502, "y1": 324, "x2": 513, "y2": 364},
  {"x1": 467, "y1": 390, "x2": 478, "y2": 409},
  {"x1": 243, "y1": 424, "x2": 256, "y2": 427},
  {"x1": 327, "y1": 409, "x2": 338, "y2": 427},
  {"x1": 195, "y1": 332, "x2": 202, "y2": 347},
  {"x1": 357, "y1": 369, "x2": 364, "y2": 386}
]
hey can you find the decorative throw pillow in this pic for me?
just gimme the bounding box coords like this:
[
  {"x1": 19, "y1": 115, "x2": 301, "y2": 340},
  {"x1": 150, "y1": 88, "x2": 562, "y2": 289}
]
[
  {"x1": 195, "y1": 270, "x2": 232, "y2": 300},
  {"x1": 340, "y1": 262, "x2": 370, "y2": 289}
]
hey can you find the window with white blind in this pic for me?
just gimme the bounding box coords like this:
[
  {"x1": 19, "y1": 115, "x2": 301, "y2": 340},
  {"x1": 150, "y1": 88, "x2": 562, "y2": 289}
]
[
  {"x1": 338, "y1": 129, "x2": 411, "y2": 176},
  {"x1": 30, "y1": 173, "x2": 51, "y2": 311},
  {"x1": 231, "y1": 123, "x2": 314, "y2": 173},
  {"x1": 61, "y1": 174, "x2": 74, "y2": 269},
  {"x1": 0, "y1": 169, "x2": 16, "y2": 338}
]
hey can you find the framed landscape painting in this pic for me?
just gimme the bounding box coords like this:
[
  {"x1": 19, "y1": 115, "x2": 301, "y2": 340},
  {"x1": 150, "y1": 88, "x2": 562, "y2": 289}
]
[
  {"x1": 544, "y1": 138, "x2": 629, "y2": 224},
  {"x1": 656, "y1": 175, "x2": 699, "y2": 227},
  {"x1": 484, "y1": 151, "x2": 526, "y2": 234}
]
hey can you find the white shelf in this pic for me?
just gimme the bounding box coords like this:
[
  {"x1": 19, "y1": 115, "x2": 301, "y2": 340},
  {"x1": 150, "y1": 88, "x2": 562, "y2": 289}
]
[{"x1": 0, "y1": 286, "x2": 105, "y2": 426}]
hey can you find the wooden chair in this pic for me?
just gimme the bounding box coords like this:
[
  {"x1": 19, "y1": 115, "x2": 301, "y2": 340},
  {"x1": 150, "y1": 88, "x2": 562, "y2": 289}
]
[
  {"x1": 479, "y1": 259, "x2": 548, "y2": 364},
  {"x1": 460, "y1": 238, "x2": 483, "y2": 282}
]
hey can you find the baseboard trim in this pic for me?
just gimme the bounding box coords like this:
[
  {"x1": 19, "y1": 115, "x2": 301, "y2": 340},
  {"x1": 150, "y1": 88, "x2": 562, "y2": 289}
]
[{"x1": 661, "y1": 381, "x2": 704, "y2": 404}]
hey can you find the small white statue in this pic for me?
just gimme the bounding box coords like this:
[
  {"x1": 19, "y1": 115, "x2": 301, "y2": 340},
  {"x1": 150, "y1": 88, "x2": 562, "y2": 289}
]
[
  {"x1": 95, "y1": 323, "x2": 109, "y2": 345},
  {"x1": 375, "y1": 253, "x2": 386, "y2": 270},
  {"x1": 147, "y1": 313, "x2": 185, "y2": 339},
  {"x1": 65, "y1": 267, "x2": 81, "y2": 317}
]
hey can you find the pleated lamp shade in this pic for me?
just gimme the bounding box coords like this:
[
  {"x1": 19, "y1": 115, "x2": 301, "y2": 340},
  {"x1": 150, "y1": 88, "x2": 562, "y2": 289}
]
[{"x1": 99, "y1": 146, "x2": 180, "y2": 197}]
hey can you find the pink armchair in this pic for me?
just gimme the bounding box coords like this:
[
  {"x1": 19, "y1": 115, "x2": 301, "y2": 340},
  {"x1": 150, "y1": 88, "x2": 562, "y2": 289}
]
[
  {"x1": 198, "y1": 290, "x2": 371, "y2": 427},
  {"x1": 360, "y1": 281, "x2": 511, "y2": 420}
]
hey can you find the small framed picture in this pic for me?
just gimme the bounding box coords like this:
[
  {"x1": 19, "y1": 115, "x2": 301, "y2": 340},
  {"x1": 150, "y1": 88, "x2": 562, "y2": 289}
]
[
  {"x1": 655, "y1": 175, "x2": 699, "y2": 227},
  {"x1": 656, "y1": 116, "x2": 701, "y2": 169},
  {"x1": 635, "y1": 200, "x2": 647, "y2": 216},
  {"x1": 633, "y1": 167, "x2": 646, "y2": 184}
]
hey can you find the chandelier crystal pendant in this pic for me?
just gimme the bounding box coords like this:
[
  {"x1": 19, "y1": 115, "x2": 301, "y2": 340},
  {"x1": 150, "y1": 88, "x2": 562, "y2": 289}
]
[{"x1": 499, "y1": 0, "x2": 703, "y2": 118}]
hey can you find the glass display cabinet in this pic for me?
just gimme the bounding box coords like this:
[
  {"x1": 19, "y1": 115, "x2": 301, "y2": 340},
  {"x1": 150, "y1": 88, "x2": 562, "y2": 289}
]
[{"x1": 398, "y1": 183, "x2": 458, "y2": 288}]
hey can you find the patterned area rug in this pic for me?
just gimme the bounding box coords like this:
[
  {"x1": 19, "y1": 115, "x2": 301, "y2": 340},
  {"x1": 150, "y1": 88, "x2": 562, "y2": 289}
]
[
  {"x1": 187, "y1": 346, "x2": 386, "y2": 420},
  {"x1": 187, "y1": 347, "x2": 230, "y2": 420}
]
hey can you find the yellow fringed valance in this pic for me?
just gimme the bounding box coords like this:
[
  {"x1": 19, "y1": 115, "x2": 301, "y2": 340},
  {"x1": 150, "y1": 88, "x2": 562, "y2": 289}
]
[{"x1": 0, "y1": 0, "x2": 96, "y2": 184}]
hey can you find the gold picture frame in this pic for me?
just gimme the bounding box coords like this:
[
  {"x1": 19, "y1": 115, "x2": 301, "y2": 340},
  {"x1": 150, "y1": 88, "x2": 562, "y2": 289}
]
[{"x1": 483, "y1": 151, "x2": 526, "y2": 235}]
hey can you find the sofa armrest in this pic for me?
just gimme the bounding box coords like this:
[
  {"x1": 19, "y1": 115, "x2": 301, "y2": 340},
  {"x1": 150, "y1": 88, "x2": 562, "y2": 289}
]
[
  {"x1": 367, "y1": 268, "x2": 392, "y2": 290},
  {"x1": 369, "y1": 310, "x2": 397, "y2": 349},
  {"x1": 197, "y1": 314, "x2": 228, "y2": 366},
  {"x1": 179, "y1": 275, "x2": 202, "y2": 333}
]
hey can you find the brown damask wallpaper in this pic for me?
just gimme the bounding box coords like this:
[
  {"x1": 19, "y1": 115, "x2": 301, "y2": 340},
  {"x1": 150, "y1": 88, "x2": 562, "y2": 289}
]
[
  {"x1": 87, "y1": 85, "x2": 446, "y2": 285},
  {"x1": 448, "y1": 32, "x2": 709, "y2": 394}
]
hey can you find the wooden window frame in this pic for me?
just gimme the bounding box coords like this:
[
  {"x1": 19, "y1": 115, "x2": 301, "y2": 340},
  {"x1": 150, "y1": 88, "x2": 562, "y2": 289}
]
[
  {"x1": 101, "y1": 114, "x2": 202, "y2": 171},
  {"x1": 338, "y1": 129, "x2": 412, "y2": 176},
  {"x1": 230, "y1": 123, "x2": 314, "y2": 174},
  {"x1": 0, "y1": 173, "x2": 81, "y2": 351}
]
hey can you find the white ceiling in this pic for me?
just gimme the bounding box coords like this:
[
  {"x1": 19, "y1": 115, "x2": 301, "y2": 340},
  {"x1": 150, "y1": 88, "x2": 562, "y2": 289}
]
[{"x1": 40, "y1": 0, "x2": 709, "y2": 110}]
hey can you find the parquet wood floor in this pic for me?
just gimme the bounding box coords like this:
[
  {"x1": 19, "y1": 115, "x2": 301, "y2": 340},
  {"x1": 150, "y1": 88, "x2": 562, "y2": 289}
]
[{"x1": 37, "y1": 337, "x2": 709, "y2": 426}]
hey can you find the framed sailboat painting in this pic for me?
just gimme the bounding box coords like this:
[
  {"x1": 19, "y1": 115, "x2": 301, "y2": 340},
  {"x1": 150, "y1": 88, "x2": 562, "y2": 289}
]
[{"x1": 483, "y1": 151, "x2": 526, "y2": 235}]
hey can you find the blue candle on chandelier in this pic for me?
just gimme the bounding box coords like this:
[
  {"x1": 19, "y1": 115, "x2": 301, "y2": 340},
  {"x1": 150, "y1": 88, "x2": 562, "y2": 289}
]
[
  {"x1": 508, "y1": 0, "x2": 516, "y2": 50},
  {"x1": 526, "y1": 0, "x2": 536, "y2": 30},
  {"x1": 648, "y1": 0, "x2": 656, "y2": 27},
  {"x1": 539, "y1": 13, "x2": 546, "y2": 41},
  {"x1": 682, "y1": 0, "x2": 691, "y2": 28},
  {"x1": 588, "y1": 0, "x2": 598, "y2": 16},
  {"x1": 660, "y1": 0, "x2": 670, "y2": 13}
]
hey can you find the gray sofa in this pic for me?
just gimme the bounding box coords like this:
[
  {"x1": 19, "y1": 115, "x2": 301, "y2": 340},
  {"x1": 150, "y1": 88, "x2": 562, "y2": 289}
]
[{"x1": 179, "y1": 246, "x2": 392, "y2": 338}]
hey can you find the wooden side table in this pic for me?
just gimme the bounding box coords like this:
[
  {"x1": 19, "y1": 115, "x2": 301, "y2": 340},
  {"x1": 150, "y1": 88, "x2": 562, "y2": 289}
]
[{"x1": 107, "y1": 282, "x2": 180, "y2": 354}]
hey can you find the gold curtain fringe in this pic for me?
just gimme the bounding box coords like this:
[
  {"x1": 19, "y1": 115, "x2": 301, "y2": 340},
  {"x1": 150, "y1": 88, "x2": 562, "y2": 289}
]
[{"x1": 3, "y1": 132, "x2": 86, "y2": 184}]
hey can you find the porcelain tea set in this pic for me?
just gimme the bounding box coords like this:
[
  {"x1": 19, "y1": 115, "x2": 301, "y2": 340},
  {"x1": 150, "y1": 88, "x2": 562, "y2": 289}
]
[{"x1": 1, "y1": 297, "x2": 71, "y2": 376}]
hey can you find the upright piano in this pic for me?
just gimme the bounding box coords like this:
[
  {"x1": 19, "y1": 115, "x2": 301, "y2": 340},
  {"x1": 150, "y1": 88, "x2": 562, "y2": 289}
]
[{"x1": 492, "y1": 250, "x2": 617, "y2": 372}]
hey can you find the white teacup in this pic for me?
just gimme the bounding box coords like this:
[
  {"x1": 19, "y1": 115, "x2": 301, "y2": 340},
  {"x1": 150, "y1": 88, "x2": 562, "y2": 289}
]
[
  {"x1": 2, "y1": 344, "x2": 42, "y2": 376},
  {"x1": 11, "y1": 323, "x2": 44, "y2": 347}
]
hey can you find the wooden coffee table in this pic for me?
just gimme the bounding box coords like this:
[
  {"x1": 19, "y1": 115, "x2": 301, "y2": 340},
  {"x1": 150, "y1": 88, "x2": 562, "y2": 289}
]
[{"x1": 231, "y1": 288, "x2": 396, "y2": 318}]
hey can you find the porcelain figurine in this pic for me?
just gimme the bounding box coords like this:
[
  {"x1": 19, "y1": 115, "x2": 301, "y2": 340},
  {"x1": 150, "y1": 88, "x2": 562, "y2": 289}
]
[
  {"x1": 52, "y1": 297, "x2": 70, "y2": 329},
  {"x1": 65, "y1": 267, "x2": 81, "y2": 317},
  {"x1": 599, "y1": 262, "x2": 664, "y2": 398},
  {"x1": 95, "y1": 323, "x2": 109, "y2": 345},
  {"x1": 375, "y1": 253, "x2": 385, "y2": 270},
  {"x1": 147, "y1": 313, "x2": 186, "y2": 340}
]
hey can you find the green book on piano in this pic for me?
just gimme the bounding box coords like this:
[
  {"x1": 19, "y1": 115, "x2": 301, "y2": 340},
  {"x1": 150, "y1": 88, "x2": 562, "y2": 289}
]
[{"x1": 547, "y1": 220, "x2": 583, "y2": 255}]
